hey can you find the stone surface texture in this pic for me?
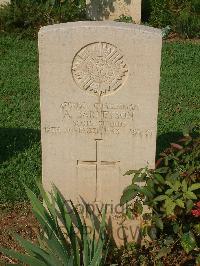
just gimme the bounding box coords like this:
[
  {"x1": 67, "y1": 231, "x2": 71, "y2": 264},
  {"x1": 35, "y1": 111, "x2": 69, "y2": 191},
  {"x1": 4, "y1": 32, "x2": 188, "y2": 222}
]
[
  {"x1": 0, "y1": 0, "x2": 10, "y2": 5},
  {"x1": 39, "y1": 21, "x2": 162, "y2": 243},
  {"x1": 86, "y1": 0, "x2": 142, "y2": 23}
]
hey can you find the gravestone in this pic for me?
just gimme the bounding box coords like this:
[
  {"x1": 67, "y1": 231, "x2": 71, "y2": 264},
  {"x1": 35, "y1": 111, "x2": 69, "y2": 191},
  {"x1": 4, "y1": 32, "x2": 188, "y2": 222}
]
[
  {"x1": 39, "y1": 21, "x2": 162, "y2": 243},
  {"x1": 86, "y1": 0, "x2": 142, "y2": 24},
  {"x1": 0, "y1": 0, "x2": 10, "y2": 5}
]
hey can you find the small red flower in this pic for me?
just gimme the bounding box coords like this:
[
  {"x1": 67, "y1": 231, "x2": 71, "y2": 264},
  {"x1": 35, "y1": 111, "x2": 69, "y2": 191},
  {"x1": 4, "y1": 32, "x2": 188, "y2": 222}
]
[
  {"x1": 191, "y1": 209, "x2": 200, "y2": 217},
  {"x1": 191, "y1": 202, "x2": 200, "y2": 217}
]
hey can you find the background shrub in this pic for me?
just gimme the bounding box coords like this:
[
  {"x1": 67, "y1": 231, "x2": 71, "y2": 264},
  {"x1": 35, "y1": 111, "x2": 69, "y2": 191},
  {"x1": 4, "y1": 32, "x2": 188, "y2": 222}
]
[
  {"x1": 0, "y1": 0, "x2": 199, "y2": 38},
  {"x1": 148, "y1": 0, "x2": 200, "y2": 38},
  {"x1": 0, "y1": 0, "x2": 86, "y2": 38}
]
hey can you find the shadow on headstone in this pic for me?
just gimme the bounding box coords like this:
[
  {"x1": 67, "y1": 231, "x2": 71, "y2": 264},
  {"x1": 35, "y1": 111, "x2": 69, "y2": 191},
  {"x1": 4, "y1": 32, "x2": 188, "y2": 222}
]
[
  {"x1": 0, "y1": 127, "x2": 40, "y2": 163},
  {"x1": 54, "y1": 189, "x2": 120, "y2": 246},
  {"x1": 86, "y1": 0, "x2": 132, "y2": 21},
  {"x1": 55, "y1": 191, "x2": 143, "y2": 246}
]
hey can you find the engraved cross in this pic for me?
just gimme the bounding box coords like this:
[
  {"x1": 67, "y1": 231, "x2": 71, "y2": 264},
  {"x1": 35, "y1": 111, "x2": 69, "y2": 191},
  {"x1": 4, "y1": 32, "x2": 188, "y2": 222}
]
[{"x1": 77, "y1": 139, "x2": 119, "y2": 201}]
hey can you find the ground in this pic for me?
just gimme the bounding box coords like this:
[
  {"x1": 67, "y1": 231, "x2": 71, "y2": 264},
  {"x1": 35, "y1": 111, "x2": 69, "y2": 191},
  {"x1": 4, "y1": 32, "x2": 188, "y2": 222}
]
[
  {"x1": 0, "y1": 203, "x2": 39, "y2": 264},
  {"x1": 0, "y1": 205, "x2": 196, "y2": 265}
]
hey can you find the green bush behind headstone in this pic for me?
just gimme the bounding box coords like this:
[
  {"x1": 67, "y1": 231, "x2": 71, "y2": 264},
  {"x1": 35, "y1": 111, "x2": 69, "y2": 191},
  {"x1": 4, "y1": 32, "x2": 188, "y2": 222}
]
[
  {"x1": 147, "y1": 0, "x2": 200, "y2": 38},
  {"x1": 0, "y1": 0, "x2": 86, "y2": 38}
]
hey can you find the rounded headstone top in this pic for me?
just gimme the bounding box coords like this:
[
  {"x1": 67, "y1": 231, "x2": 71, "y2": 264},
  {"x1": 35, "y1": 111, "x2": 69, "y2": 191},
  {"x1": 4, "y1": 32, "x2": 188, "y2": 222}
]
[{"x1": 39, "y1": 21, "x2": 162, "y2": 38}]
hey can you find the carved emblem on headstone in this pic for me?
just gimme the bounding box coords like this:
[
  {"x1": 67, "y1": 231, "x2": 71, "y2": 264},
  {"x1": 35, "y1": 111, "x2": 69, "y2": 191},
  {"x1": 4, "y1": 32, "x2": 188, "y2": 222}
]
[{"x1": 72, "y1": 42, "x2": 128, "y2": 96}]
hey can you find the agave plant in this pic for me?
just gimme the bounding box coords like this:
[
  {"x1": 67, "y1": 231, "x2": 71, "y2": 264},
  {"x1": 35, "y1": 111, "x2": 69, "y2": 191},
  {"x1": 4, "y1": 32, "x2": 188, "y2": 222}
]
[{"x1": 0, "y1": 183, "x2": 109, "y2": 265}]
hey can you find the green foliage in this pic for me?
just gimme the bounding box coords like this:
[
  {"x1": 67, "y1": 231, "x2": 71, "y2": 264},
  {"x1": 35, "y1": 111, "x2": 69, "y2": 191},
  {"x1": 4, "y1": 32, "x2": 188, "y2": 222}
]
[
  {"x1": 149, "y1": 0, "x2": 172, "y2": 28},
  {"x1": 149, "y1": 0, "x2": 200, "y2": 38},
  {"x1": 115, "y1": 15, "x2": 133, "y2": 23},
  {"x1": 121, "y1": 127, "x2": 200, "y2": 262},
  {"x1": 0, "y1": 183, "x2": 108, "y2": 265},
  {"x1": 0, "y1": 0, "x2": 86, "y2": 38}
]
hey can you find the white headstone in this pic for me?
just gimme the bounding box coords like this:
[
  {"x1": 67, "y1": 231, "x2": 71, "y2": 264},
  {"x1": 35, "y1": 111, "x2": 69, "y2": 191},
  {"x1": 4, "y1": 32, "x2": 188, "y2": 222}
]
[
  {"x1": 86, "y1": 0, "x2": 142, "y2": 23},
  {"x1": 39, "y1": 21, "x2": 162, "y2": 243},
  {"x1": 0, "y1": 0, "x2": 10, "y2": 5}
]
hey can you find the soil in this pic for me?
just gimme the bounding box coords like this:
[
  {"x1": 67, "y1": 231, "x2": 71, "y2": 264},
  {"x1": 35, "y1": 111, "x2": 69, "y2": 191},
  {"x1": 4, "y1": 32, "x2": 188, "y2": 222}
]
[{"x1": 0, "y1": 203, "x2": 40, "y2": 265}]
